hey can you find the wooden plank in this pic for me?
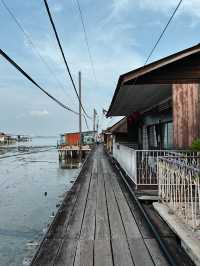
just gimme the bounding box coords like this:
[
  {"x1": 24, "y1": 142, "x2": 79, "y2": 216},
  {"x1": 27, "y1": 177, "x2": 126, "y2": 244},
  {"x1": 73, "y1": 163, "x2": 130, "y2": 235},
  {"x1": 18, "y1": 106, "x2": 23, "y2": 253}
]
[
  {"x1": 73, "y1": 240, "x2": 94, "y2": 266},
  {"x1": 53, "y1": 172, "x2": 92, "y2": 264},
  {"x1": 101, "y1": 158, "x2": 109, "y2": 174},
  {"x1": 53, "y1": 239, "x2": 77, "y2": 266},
  {"x1": 94, "y1": 240, "x2": 113, "y2": 266},
  {"x1": 64, "y1": 171, "x2": 92, "y2": 240},
  {"x1": 144, "y1": 238, "x2": 169, "y2": 266},
  {"x1": 87, "y1": 172, "x2": 97, "y2": 201},
  {"x1": 112, "y1": 239, "x2": 134, "y2": 266},
  {"x1": 48, "y1": 183, "x2": 81, "y2": 239},
  {"x1": 80, "y1": 199, "x2": 96, "y2": 240},
  {"x1": 93, "y1": 158, "x2": 98, "y2": 174},
  {"x1": 108, "y1": 173, "x2": 142, "y2": 240},
  {"x1": 53, "y1": 157, "x2": 94, "y2": 265},
  {"x1": 80, "y1": 171, "x2": 97, "y2": 240},
  {"x1": 95, "y1": 172, "x2": 110, "y2": 240},
  {"x1": 128, "y1": 238, "x2": 154, "y2": 266},
  {"x1": 103, "y1": 172, "x2": 125, "y2": 240},
  {"x1": 32, "y1": 239, "x2": 60, "y2": 266},
  {"x1": 173, "y1": 83, "x2": 199, "y2": 148},
  {"x1": 103, "y1": 173, "x2": 134, "y2": 266},
  {"x1": 116, "y1": 176, "x2": 154, "y2": 239}
]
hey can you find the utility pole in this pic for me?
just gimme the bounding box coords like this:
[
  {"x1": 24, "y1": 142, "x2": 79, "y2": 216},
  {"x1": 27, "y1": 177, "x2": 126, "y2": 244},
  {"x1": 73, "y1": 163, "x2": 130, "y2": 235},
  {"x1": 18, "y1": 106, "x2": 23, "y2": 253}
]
[
  {"x1": 79, "y1": 71, "x2": 82, "y2": 160},
  {"x1": 93, "y1": 108, "x2": 97, "y2": 144}
]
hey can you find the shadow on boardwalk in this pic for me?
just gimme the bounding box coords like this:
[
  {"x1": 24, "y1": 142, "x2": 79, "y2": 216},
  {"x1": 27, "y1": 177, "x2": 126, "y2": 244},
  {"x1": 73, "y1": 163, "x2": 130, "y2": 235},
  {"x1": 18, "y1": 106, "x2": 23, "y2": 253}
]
[{"x1": 31, "y1": 145, "x2": 169, "y2": 266}]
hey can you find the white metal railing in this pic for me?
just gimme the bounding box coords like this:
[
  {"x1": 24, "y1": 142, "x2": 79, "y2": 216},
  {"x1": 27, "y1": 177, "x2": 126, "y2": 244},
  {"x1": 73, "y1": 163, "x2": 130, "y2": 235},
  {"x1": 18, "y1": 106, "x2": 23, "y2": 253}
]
[
  {"x1": 158, "y1": 157, "x2": 200, "y2": 230},
  {"x1": 113, "y1": 143, "x2": 137, "y2": 184},
  {"x1": 113, "y1": 142, "x2": 200, "y2": 188}
]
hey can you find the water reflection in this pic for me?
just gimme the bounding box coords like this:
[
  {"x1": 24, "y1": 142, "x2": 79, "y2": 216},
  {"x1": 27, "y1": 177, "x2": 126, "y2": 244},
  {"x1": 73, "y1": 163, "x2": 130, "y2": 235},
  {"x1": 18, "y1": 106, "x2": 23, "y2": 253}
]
[{"x1": 59, "y1": 158, "x2": 82, "y2": 169}]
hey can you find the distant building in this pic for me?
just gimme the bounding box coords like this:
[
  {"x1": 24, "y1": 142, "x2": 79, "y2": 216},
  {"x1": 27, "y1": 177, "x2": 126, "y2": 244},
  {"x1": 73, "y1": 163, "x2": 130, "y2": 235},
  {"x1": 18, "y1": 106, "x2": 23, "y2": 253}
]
[
  {"x1": 0, "y1": 132, "x2": 16, "y2": 145},
  {"x1": 103, "y1": 117, "x2": 128, "y2": 153},
  {"x1": 60, "y1": 131, "x2": 97, "y2": 146},
  {"x1": 0, "y1": 133, "x2": 6, "y2": 144}
]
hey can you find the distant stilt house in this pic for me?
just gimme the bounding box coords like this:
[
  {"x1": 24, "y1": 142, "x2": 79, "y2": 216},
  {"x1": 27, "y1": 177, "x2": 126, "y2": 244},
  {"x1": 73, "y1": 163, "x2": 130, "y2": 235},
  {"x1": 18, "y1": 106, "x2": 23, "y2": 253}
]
[
  {"x1": 58, "y1": 131, "x2": 97, "y2": 161},
  {"x1": 0, "y1": 133, "x2": 6, "y2": 144},
  {"x1": 0, "y1": 132, "x2": 16, "y2": 145},
  {"x1": 60, "y1": 131, "x2": 97, "y2": 147},
  {"x1": 107, "y1": 44, "x2": 200, "y2": 190}
]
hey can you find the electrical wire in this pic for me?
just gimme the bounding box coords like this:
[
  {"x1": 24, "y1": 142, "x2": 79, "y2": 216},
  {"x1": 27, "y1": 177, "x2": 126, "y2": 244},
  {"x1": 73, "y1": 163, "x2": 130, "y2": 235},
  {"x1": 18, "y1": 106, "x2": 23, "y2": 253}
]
[
  {"x1": 0, "y1": 48, "x2": 79, "y2": 115},
  {"x1": 43, "y1": 0, "x2": 91, "y2": 119},
  {"x1": 144, "y1": 0, "x2": 183, "y2": 65},
  {"x1": 0, "y1": 0, "x2": 74, "y2": 105},
  {"x1": 83, "y1": 114, "x2": 89, "y2": 130},
  {"x1": 74, "y1": 0, "x2": 98, "y2": 87}
]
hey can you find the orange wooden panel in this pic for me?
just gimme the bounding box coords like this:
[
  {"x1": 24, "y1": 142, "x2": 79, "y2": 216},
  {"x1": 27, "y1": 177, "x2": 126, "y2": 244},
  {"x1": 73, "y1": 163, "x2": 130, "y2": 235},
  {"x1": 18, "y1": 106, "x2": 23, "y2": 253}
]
[{"x1": 66, "y1": 133, "x2": 80, "y2": 145}]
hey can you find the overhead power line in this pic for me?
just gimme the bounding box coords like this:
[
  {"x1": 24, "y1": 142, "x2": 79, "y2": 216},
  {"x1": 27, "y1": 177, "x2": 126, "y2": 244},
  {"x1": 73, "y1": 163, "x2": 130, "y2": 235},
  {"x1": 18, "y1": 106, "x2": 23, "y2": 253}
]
[
  {"x1": 144, "y1": 0, "x2": 183, "y2": 65},
  {"x1": 0, "y1": 0, "x2": 74, "y2": 104},
  {"x1": 0, "y1": 48, "x2": 79, "y2": 115},
  {"x1": 43, "y1": 0, "x2": 91, "y2": 119},
  {"x1": 83, "y1": 114, "x2": 89, "y2": 130},
  {"x1": 74, "y1": 0, "x2": 98, "y2": 87}
]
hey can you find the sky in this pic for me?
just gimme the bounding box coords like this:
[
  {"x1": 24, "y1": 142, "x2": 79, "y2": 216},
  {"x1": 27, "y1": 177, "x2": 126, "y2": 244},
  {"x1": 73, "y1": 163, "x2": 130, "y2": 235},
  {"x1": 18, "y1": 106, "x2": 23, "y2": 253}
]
[{"x1": 0, "y1": 0, "x2": 200, "y2": 136}]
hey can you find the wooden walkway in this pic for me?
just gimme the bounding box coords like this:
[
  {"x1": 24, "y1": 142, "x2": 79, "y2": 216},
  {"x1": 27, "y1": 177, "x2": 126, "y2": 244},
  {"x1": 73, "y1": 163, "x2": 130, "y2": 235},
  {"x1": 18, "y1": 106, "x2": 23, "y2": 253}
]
[{"x1": 32, "y1": 146, "x2": 169, "y2": 266}]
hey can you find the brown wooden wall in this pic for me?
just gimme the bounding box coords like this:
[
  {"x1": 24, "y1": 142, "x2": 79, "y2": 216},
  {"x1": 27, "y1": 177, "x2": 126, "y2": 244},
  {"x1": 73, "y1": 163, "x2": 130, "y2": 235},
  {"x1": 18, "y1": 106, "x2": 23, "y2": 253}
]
[{"x1": 173, "y1": 83, "x2": 200, "y2": 148}]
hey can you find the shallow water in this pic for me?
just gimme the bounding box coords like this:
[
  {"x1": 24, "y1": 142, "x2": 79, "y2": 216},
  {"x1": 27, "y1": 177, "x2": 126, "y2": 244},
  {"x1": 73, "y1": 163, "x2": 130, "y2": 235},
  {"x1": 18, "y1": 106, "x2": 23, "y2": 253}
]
[{"x1": 0, "y1": 138, "x2": 80, "y2": 266}]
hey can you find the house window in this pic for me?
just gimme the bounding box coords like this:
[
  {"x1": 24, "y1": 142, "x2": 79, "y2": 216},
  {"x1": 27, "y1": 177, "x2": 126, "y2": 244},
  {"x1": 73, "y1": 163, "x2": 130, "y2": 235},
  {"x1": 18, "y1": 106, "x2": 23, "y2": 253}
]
[
  {"x1": 147, "y1": 125, "x2": 158, "y2": 149},
  {"x1": 162, "y1": 122, "x2": 173, "y2": 149},
  {"x1": 147, "y1": 122, "x2": 173, "y2": 150}
]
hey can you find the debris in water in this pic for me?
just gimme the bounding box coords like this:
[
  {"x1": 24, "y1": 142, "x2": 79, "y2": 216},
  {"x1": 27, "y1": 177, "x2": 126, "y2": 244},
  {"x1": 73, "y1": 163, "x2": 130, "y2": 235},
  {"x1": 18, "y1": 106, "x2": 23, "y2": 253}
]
[
  {"x1": 44, "y1": 192, "x2": 47, "y2": 196},
  {"x1": 42, "y1": 227, "x2": 48, "y2": 234},
  {"x1": 56, "y1": 203, "x2": 61, "y2": 208},
  {"x1": 22, "y1": 257, "x2": 32, "y2": 266},
  {"x1": 50, "y1": 212, "x2": 55, "y2": 218},
  {"x1": 26, "y1": 241, "x2": 39, "y2": 250},
  {"x1": 26, "y1": 241, "x2": 39, "y2": 247}
]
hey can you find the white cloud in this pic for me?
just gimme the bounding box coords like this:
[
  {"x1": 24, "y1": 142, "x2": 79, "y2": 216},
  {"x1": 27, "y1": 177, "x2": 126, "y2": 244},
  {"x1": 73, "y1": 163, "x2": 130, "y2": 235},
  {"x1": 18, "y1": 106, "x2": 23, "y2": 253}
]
[
  {"x1": 111, "y1": 0, "x2": 130, "y2": 15},
  {"x1": 51, "y1": 3, "x2": 63, "y2": 13},
  {"x1": 110, "y1": 0, "x2": 200, "y2": 18},
  {"x1": 30, "y1": 109, "x2": 49, "y2": 118}
]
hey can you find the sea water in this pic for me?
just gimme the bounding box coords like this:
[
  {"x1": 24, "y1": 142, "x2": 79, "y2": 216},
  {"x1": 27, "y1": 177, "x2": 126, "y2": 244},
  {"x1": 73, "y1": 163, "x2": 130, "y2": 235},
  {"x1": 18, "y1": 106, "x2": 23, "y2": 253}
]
[{"x1": 0, "y1": 137, "x2": 80, "y2": 266}]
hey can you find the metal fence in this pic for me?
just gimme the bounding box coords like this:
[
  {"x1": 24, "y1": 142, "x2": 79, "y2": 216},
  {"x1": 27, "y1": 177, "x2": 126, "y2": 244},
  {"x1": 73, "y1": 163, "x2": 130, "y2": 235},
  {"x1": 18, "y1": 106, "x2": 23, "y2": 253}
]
[
  {"x1": 113, "y1": 142, "x2": 199, "y2": 188},
  {"x1": 158, "y1": 156, "x2": 200, "y2": 230},
  {"x1": 113, "y1": 143, "x2": 138, "y2": 184}
]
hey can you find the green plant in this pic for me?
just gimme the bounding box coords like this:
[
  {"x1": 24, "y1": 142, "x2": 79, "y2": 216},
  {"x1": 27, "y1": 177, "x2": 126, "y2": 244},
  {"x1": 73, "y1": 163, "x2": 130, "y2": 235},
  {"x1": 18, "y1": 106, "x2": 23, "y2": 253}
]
[
  {"x1": 191, "y1": 139, "x2": 200, "y2": 151},
  {"x1": 192, "y1": 175, "x2": 200, "y2": 180}
]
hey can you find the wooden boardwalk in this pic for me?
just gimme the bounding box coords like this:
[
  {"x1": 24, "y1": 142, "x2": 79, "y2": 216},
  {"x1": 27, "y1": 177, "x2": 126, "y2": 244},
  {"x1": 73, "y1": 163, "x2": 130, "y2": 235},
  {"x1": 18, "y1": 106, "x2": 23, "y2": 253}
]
[{"x1": 32, "y1": 146, "x2": 169, "y2": 266}]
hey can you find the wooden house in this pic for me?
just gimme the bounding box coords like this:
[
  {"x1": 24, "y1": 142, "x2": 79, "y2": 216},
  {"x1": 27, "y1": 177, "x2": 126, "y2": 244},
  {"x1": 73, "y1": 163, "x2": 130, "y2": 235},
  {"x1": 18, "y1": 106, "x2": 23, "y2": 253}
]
[
  {"x1": 107, "y1": 43, "x2": 200, "y2": 150},
  {"x1": 107, "y1": 44, "x2": 200, "y2": 189},
  {"x1": 103, "y1": 117, "x2": 128, "y2": 153}
]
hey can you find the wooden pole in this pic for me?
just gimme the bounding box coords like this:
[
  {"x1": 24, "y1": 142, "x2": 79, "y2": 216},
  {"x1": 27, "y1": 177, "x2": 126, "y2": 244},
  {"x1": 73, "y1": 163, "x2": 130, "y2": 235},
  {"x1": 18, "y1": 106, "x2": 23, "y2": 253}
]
[
  {"x1": 93, "y1": 109, "x2": 96, "y2": 144},
  {"x1": 79, "y1": 71, "x2": 82, "y2": 160}
]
